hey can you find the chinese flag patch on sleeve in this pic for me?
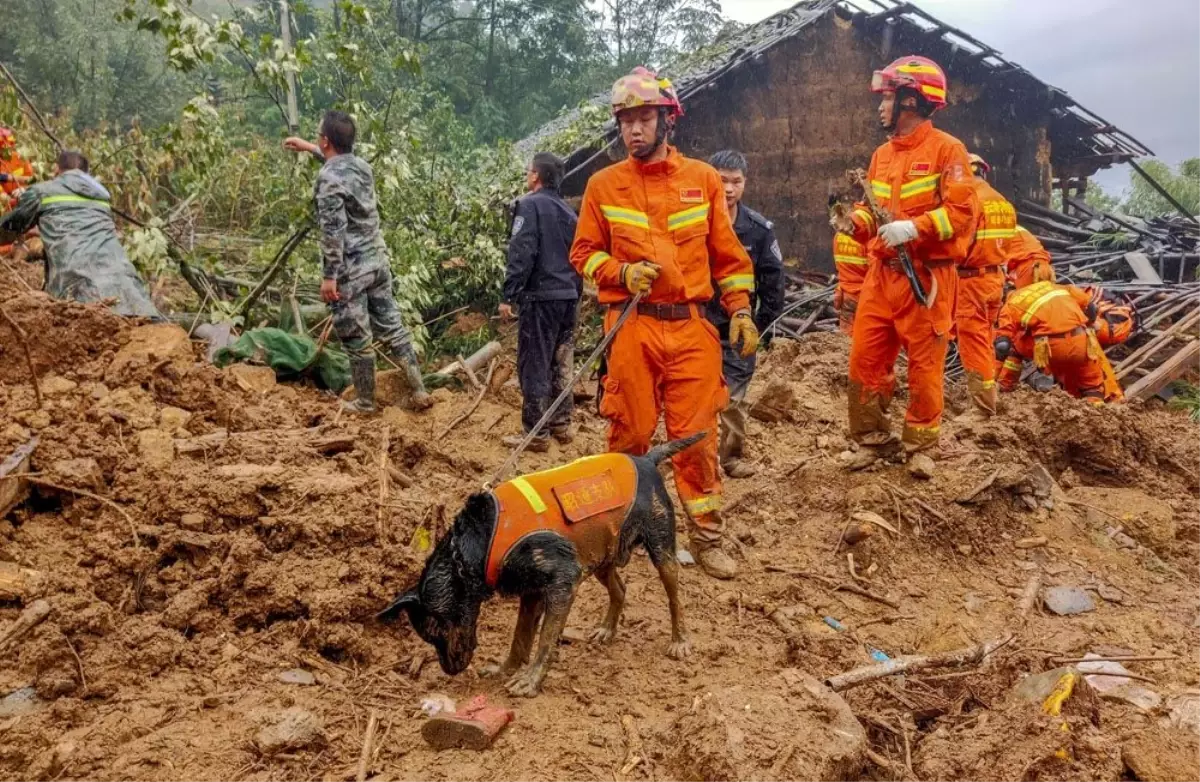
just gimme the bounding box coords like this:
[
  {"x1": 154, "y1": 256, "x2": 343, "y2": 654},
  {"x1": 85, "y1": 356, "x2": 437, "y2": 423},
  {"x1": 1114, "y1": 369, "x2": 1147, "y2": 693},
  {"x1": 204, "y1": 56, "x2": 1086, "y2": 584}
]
[
  {"x1": 908, "y1": 161, "x2": 933, "y2": 176},
  {"x1": 679, "y1": 187, "x2": 704, "y2": 203}
]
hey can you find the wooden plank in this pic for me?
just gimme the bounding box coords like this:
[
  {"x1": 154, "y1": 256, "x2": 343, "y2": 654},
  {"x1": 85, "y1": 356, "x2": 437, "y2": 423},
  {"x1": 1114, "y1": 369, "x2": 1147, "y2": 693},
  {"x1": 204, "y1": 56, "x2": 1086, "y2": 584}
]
[{"x1": 1124, "y1": 340, "x2": 1200, "y2": 401}]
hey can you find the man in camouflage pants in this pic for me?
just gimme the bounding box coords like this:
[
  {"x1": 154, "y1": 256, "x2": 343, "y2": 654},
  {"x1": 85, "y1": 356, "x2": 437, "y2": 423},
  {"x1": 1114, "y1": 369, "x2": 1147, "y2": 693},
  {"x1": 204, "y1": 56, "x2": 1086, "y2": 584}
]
[{"x1": 285, "y1": 111, "x2": 432, "y2": 413}]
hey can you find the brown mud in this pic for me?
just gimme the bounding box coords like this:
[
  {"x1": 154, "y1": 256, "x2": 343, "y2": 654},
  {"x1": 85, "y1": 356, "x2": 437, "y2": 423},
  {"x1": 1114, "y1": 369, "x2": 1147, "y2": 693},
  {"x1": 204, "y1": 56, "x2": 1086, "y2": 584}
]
[{"x1": 1, "y1": 288, "x2": 1197, "y2": 781}]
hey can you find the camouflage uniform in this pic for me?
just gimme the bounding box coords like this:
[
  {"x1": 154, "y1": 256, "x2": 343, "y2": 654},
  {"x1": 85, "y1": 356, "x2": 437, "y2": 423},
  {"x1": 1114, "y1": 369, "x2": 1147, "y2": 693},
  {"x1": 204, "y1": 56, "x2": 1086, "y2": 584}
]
[
  {"x1": 315, "y1": 154, "x2": 416, "y2": 365},
  {"x1": 0, "y1": 170, "x2": 161, "y2": 319}
]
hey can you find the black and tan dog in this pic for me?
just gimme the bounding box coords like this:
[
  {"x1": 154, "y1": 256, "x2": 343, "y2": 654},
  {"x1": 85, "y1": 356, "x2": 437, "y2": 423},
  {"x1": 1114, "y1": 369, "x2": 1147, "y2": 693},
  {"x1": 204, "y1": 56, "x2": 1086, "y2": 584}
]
[{"x1": 378, "y1": 433, "x2": 704, "y2": 696}]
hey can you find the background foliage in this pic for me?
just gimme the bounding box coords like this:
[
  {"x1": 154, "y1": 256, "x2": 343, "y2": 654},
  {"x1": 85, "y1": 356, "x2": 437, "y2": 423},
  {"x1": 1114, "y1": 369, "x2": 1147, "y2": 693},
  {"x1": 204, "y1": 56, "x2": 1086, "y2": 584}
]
[{"x1": 0, "y1": 0, "x2": 737, "y2": 353}]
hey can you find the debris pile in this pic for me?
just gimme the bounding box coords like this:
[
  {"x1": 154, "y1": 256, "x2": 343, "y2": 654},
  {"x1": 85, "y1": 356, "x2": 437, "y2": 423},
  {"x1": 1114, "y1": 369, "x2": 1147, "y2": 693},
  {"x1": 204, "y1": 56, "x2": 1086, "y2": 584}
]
[{"x1": 0, "y1": 286, "x2": 1197, "y2": 781}]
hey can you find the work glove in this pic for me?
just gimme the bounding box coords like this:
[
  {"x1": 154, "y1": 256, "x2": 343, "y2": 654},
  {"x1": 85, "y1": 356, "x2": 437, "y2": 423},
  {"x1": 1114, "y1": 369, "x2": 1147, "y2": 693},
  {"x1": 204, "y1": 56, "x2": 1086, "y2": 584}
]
[
  {"x1": 621, "y1": 261, "x2": 660, "y2": 295},
  {"x1": 729, "y1": 309, "x2": 760, "y2": 358},
  {"x1": 878, "y1": 219, "x2": 918, "y2": 248},
  {"x1": 994, "y1": 335, "x2": 1013, "y2": 361}
]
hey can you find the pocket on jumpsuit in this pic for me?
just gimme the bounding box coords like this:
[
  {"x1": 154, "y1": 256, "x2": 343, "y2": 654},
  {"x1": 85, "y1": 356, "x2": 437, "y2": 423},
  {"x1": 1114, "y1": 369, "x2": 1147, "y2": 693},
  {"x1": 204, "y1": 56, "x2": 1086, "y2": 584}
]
[
  {"x1": 598, "y1": 376, "x2": 625, "y2": 426},
  {"x1": 611, "y1": 224, "x2": 649, "y2": 261}
]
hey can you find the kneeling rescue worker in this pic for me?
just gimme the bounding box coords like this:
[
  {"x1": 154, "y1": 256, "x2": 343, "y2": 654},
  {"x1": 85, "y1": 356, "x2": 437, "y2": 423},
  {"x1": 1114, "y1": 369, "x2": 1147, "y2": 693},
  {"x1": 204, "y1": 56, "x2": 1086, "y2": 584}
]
[
  {"x1": 570, "y1": 67, "x2": 758, "y2": 580},
  {"x1": 833, "y1": 56, "x2": 978, "y2": 454},
  {"x1": 994, "y1": 280, "x2": 1123, "y2": 403}
]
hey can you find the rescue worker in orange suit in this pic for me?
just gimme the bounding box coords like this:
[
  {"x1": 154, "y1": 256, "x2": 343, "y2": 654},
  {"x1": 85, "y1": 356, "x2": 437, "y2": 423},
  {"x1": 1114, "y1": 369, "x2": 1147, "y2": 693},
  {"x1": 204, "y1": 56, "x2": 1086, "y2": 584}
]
[
  {"x1": 570, "y1": 67, "x2": 757, "y2": 580},
  {"x1": 830, "y1": 196, "x2": 869, "y2": 335},
  {"x1": 956, "y1": 152, "x2": 1017, "y2": 417},
  {"x1": 1081, "y1": 286, "x2": 1137, "y2": 348},
  {"x1": 831, "y1": 56, "x2": 978, "y2": 454},
  {"x1": 1005, "y1": 224, "x2": 1055, "y2": 290},
  {"x1": 0, "y1": 127, "x2": 37, "y2": 258},
  {"x1": 994, "y1": 280, "x2": 1123, "y2": 403}
]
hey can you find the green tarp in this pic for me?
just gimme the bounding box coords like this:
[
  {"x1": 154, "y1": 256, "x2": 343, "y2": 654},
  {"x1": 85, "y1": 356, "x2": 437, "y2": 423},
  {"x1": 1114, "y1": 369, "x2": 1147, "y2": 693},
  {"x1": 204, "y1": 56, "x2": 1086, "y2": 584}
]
[{"x1": 213, "y1": 327, "x2": 350, "y2": 391}]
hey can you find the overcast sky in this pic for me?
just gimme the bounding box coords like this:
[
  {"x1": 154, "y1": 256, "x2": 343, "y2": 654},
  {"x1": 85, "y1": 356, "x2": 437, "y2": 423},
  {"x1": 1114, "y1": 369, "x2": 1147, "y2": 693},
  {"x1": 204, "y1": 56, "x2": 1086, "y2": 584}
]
[{"x1": 724, "y1": 0, "x2": 1200, "y2": 194}]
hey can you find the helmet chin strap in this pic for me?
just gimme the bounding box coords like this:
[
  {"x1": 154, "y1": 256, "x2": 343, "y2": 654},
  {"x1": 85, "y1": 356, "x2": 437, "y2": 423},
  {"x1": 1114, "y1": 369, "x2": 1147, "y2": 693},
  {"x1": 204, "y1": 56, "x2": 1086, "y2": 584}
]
[{"x1": 632, "y1": 108, "x2": 672, "y2": 159}]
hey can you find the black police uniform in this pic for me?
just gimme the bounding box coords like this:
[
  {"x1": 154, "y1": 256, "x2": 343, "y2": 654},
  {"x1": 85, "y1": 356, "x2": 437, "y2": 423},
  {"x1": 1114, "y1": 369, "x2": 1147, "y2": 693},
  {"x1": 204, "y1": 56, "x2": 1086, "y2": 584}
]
[{"x1": 503, "y1": 187, "x2": 581, "y2": 437}]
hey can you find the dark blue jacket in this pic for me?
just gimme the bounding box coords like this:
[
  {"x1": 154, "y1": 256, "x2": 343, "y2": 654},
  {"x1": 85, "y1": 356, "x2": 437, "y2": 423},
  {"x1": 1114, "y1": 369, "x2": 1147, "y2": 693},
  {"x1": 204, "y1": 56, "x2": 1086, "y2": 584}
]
[
  {"x1": 707, "y1": 203, "x2": 785, "y2": 341},
  {"x1": 503, "y1": 188, "x2": 581, "y2": 304}
]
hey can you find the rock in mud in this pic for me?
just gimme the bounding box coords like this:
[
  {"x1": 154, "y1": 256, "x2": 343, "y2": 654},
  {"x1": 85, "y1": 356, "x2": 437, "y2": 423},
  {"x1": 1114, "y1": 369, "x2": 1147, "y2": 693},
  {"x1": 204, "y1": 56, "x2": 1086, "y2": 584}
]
[
  {"x1": 1122, "y1": 725, "x2": 1200, "y2": 782},
  {"x1": 105, "y1": 323, "x2": 193, "y2": 385},
  {"x1": 1043, "y1": 585, "x2": 1095, "y2": 615},
  {"x1": 662, "y1": 669, "x2": 865, "y2": 781},
  {"x1": 226, "y1": 364, "x2": 277, "y2": 395},
  {"x1": 39, "y1": 375, "x2": 77, "y2": 396},
  {"x1": 749, "y1": 380, "x2": 795, "y2": 423},
  {"x1": 47, "y1": 458, "x2": 104, "y2": 492},
  {"x1": 1164, "y1": 690, "x2": 1200, "y2": 732},
  {"x1": 137, "y1": 429, "x2": 175, "y2": 470},
  {"x1": 255, "y1": 708, "x2": 326, "y2": 755},
  {"x1": 908, "y1": 453, "x2": 935, "y2": 480},
  {"x1": 278, "y1": 669, "x2": 316, "y2": 686},
  {"x1": 0, "y1": 687, "x2": 41, "y2": 718},
  {"x1": 158, "y1": 406, "x2": 193, "y2": 434},
  {"x1": 1070, "y1": 487, "x2": 1175, "y2": 552}
]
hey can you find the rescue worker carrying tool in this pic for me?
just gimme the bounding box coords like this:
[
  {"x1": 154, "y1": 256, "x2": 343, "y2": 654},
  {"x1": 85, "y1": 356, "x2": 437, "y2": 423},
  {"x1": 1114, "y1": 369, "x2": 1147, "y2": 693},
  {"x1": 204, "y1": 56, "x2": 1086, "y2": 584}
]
[
  {"x1": 1005, "y1": 224, "x2": 1055, "y2": 290},
  {"x1": 957, "y1": 152, "x2": 1018, "y2": 417},
  {"x1": 570, "y1": 66, "x2": 758, "y2": 580},
  {"x1": 284, "y1": 111, "x2": 433, "y2": 415},
  {"x1": 994, "y1": 280, "x2": 1123, "y2": 403},
  {"x1": 499, "y1": 152, "x2": 582, "y2": 453},
  {"x1": 831, "y1": 56, "x2": 978, "y2": 455},
  {"x1": 705, "y1": 149, "x2": 785, "y2": 480},
  {"x1": 0, "y1": 150, "x2": 161, "y2": 319},
  {"x1": 829, "y1": 195, "x2": 869, "y2": 335}
]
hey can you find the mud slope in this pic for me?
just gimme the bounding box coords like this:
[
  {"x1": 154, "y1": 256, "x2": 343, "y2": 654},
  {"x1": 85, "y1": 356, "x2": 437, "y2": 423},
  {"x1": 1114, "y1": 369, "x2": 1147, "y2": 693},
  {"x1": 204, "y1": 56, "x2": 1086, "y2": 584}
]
[{"x1": 1, "y1": 289, "x2": 1197, "y2": 782}]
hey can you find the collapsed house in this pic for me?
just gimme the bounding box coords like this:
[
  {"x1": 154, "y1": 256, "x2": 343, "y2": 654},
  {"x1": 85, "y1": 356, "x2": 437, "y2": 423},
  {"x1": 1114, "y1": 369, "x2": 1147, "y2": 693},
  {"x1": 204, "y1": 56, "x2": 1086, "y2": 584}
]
[{"x1": 522, "y1": 0, "x2": 1152, "y2": 271}]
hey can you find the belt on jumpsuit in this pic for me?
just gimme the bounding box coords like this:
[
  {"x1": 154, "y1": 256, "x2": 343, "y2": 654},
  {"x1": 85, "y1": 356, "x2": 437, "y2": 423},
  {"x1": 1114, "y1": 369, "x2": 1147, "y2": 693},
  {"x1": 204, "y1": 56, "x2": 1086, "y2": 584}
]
[{"x1": 610, "y1": 301, "x2": 699, "y2": 321}]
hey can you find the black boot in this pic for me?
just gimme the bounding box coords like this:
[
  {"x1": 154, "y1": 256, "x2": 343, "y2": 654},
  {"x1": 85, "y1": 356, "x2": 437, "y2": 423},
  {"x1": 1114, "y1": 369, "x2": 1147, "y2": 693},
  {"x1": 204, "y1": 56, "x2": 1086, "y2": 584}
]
[{"x1": 342, "y1": 356, "x2": 377, "y2": 414}]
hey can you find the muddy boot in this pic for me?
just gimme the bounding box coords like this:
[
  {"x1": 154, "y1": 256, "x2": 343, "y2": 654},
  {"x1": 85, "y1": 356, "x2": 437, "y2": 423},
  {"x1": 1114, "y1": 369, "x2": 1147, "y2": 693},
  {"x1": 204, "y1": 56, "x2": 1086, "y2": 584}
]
[
  {"x1": 691, "y1": 542, "x2": 737, "y2": 580},
  {"x1": 402, "y1": 358, "x2": 434, "y2": 411},
  {"x1": 342, "y1": 357, "x2": 377, "y2": 415},
  {"x1": 501, "y1": 433, "x2": 550, "y2": 453},
  {"x1": 722, "y1": 459, "x2": 757, "y2": 479}
]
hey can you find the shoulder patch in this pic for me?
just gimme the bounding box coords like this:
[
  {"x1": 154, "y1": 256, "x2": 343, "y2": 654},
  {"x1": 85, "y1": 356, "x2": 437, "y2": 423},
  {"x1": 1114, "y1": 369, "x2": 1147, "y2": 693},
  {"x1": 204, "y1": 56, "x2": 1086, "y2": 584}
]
[
  {"x1": 770, "y1": 239, "x2": 783, "y2": 262},
  {"x1": 510, "y1": 215, "x2": 525, "y2": 237},
  {"x1": 908, "y1": 161, "x2": 933, "y2": 176},
  {"x1": 679, "y1": 187, "x2": 704, "y2": 203}
]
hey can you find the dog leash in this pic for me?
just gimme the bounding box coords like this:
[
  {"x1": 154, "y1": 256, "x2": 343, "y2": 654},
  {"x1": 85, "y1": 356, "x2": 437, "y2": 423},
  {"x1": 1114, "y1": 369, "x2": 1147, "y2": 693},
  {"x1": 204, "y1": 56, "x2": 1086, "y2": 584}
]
[{"x1": 484, "y1": 291, "x2": 644, "y2": 490}]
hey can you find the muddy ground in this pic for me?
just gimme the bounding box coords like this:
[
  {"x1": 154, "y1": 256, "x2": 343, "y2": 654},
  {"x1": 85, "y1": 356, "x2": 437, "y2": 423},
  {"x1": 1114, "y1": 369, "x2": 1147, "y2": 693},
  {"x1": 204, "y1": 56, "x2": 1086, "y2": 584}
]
[{"x1": 1, "y1": 284, "x2": 1198, "y2": 781}]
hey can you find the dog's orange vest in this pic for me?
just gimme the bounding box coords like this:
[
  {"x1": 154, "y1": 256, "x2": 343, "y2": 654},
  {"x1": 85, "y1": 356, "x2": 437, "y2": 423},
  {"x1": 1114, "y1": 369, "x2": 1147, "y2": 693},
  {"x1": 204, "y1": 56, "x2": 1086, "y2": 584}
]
[{"x1": 486, "y1": 454, "x2": 640, "y2": 588}]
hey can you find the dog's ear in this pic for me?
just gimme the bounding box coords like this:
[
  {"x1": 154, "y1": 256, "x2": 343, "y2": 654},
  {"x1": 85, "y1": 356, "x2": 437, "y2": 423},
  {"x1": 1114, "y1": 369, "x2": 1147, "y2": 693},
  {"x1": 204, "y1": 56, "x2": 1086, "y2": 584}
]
[{"x1": 376, "y1": 590, "x2": 421, "y2": 623}]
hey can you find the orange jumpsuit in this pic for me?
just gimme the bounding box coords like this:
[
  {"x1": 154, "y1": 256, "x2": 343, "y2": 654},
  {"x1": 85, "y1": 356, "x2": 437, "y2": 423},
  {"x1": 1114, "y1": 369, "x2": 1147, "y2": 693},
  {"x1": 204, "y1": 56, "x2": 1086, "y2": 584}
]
[
  {"x1": 833, "y1": 232, "x2": 868, "y2": 335},
  {"x1": 1005, "y1": 225, "x2": 1054, "y2": 289},
  {"x1": 957, "y1": 177, "x2": 1016, "y2": 414},
  {"x1": 995, "y1": 281, "x2": 1121, "y2": 403},
  {"x1": 847, "y1": 120, "x2": 978, "y2": 450},
  {"x1": 0, "y1": 151, "x2": 34, "y2": 255},
  {"x1": 1081, "y1": 287, "x2": 1136, "y2": 347},
  {"x1": 570, "y1": 146, "x2": 753, "y2": 541}
]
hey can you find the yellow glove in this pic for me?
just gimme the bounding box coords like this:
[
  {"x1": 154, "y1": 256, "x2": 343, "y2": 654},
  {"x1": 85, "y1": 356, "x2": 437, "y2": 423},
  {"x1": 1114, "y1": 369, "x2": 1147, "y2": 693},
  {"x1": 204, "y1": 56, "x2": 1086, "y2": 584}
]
[
  {"x1": 621, "y1": 261, "x2": 660, "y2": 295},
  {"x1": 729, "y1": 309, "x2": 759, "y2": 357}
]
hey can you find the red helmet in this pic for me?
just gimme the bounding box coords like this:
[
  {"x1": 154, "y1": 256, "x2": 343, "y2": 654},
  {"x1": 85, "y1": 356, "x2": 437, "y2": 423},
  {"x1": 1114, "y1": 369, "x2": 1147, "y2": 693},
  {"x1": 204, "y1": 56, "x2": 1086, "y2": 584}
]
[
  {"x1": 0, "y1": 127, "x2": 14, "y2": 149},
  {"x1": 871, "y1": 56, "x2": 947, "y2": 108},
  {"x1": 610, "y1": 67, "x2": 684, "y2": 118}
]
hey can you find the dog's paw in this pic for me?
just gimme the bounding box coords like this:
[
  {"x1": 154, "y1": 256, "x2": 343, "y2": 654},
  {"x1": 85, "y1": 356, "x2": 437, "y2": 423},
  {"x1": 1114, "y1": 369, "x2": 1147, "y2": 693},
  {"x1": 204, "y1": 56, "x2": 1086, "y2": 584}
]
[
  {"x1": 588, "y1": 624, "x2": 616, "y2": 644},
  {"x1": 667, "y1": 637, "x2": 693, "y2": 660},
  {"x1": 480, "y1": 661, "x2": 517, "y2": 679},
  {"x1": 505, "y1": 670, "x2": 543, "y2": 698}
]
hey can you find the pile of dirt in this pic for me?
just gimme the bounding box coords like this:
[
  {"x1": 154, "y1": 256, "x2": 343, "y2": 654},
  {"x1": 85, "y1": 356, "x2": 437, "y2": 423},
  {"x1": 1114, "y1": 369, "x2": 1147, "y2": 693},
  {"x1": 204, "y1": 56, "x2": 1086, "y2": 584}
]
[{"x1": 1, "y1": 288, "x2": 1197, "y2": 781}]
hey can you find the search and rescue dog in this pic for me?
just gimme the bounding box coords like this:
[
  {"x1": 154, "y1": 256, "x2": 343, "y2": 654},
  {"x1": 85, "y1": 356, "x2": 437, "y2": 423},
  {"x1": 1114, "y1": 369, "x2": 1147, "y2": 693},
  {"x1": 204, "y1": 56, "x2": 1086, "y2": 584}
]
[{"x1": 378, "y1": 434, "x2": 704, "y2": 697}]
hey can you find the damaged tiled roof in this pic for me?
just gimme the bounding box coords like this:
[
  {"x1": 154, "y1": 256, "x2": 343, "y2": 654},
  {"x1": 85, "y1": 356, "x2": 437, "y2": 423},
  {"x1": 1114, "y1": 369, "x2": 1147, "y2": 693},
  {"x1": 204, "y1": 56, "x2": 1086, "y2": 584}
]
[{"x1": 522, "y1": 0, "x2": 1151, "y2": 179}]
